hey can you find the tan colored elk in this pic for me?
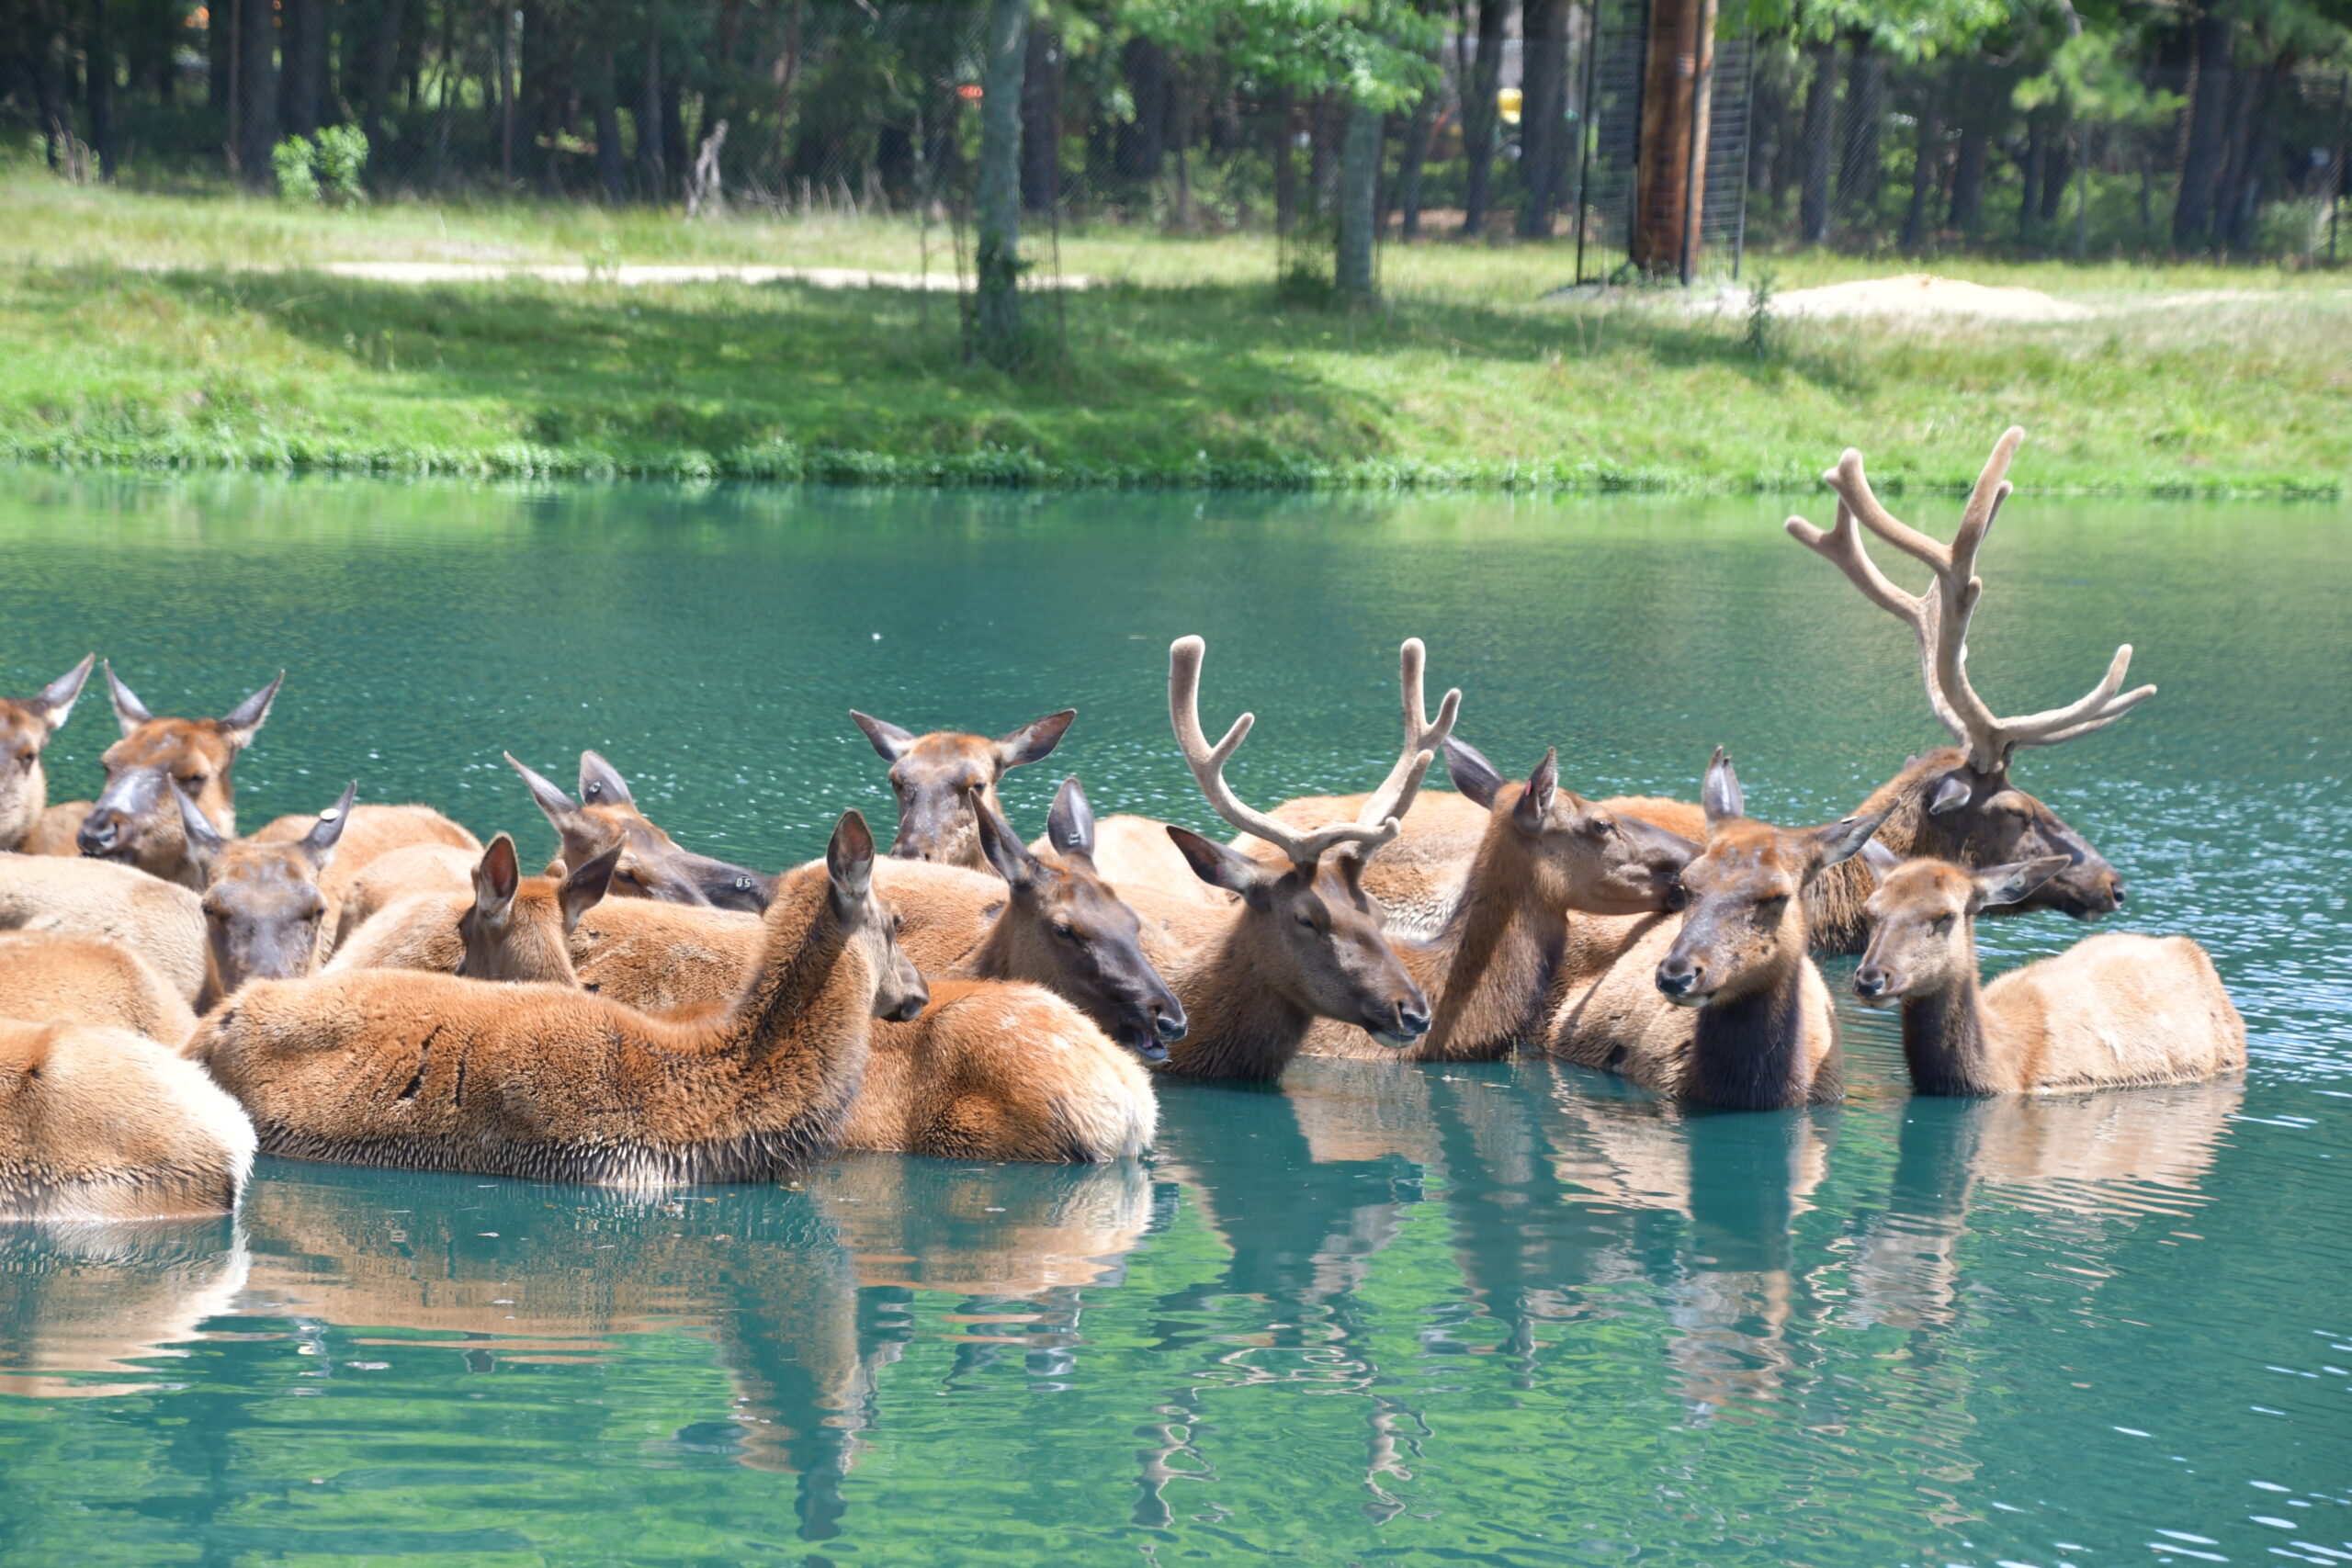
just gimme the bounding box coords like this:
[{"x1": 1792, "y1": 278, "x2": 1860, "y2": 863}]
[
  {"x1": 177, "y1": 781, "x2": 356, "y2": 1008},
  {"x1": 329, "y1": 841, "x2": 483, "y2": 951},
  {"x1": 0, "y1": 655, "x2": 94, "y2": 853},
  {"x1": 0, "y1": 1017, "x2": 257, "y2": 1221},
  {"x1": 453, "y1": 834, "x2": 622, "y2": 983},
  {"x1": 67, "y1": 663, "x2": 284, "y2": 888},
  {"x1": 508, "y1": 750, "x2": 772, "y2": 910},
  {"x1": 1854, "y1": 856, "x2": 2245, "y2": 1094},
  {"x1": 1776, "y1": 426, "x2": 2154, "y2": 950},
  {"x1": 850, "y1": 706, "x2": 1076, "y2": 867},
  {"x1": 1303, "y1": 737, "x2": 1696, "y2": 1063},
  {"x1": 0, "y1": 852, "x2": 209, "y2": 1007},
  {"x1": 0, "y1": 931, "x2": 198, "y2": 1045},
  {"x1": 1095, "y1": 637, "x2": 1455, "y2": 1080},
  {"x1": 1547, "y1": 751, "x2": 1884, "y2": 1109},
  {"x1": 186, "y1": 810, "x2": 929, "y2": 1186},
  {"x1": 253, "y1": 799, "x2": 481, "y2": 952}
]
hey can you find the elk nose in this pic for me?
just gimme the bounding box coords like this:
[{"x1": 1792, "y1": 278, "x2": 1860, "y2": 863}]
[
  {"x1": 1853, "y1": 966, "x2": 1887, "y2": 1000},
  {"x1": 1394, "y1": 999, "x2": 1432, "y2": 1039},
  {"x1": 2111, "y1": 883, "x2": 2127, "y2": 908},
  {"x1": 1151, "y1": 999, "x2": 1189, "y2": 1043},
  {"x1": 77, "y1": 817, "x2": 121, "y2": 855},
  {"x1": 1656, "y1": 958, "x2": 1701, "y2": 999}
]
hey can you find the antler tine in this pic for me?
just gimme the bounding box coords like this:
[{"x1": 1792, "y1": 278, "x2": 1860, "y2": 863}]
[
  {"x1": 1948, "y1": 424, "x2": 2024, "y2": 584},
  {"x1": 1786, "y1": 499, "x2": 1974, "y2": 749},
  {"x1": 1824, "y1": 447, "x2": 1954, "y2": 577},
  {"x1": 1167, "y1": 636, "x2": 1397, "y2": 869},
  {"x1": 1354, "y1": 637, "x2": 1462, "y2": 835},
  {"x1": 1990, "y1": 643, "x2": 2159, "y2": 755}
]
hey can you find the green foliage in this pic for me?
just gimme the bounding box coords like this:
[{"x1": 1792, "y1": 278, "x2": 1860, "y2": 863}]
[
  {"x1": 272, "y1": 138, "x2": 322, "y2": 206},
  {"x1": 313, "y1": 125, "x2": 370, "y2": 205},
  {"x1": 1745, "y1": 267, "x2": 1779, "y2": 360},
  {"x1": 2014, "y1": 26, "x2": 2184, "y2": 129}
]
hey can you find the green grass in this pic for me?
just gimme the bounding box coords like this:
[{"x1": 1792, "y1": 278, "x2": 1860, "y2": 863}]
[{"x1": 6, "y1": 167, "x2": 2348, "y2": 493}]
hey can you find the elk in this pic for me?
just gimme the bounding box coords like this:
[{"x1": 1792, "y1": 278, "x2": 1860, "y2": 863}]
[
  {"x1": 453, "y1": 834, "x2": 622, "y2": 983},
  {"x1": 0, "y1": 1018, "x2": 257, "y2": 1221},
  {"x1": 1548, "y1": 751, "x2": 1883, "y2": 1109},
  {"x1": 330, "y1": 841, "x2": 482, "y2": 952},
  {"x1": 1854, "y1": 856, "x2": 2245, "y2": 1094},
  {"x1": 1098, "y1": 636, "x2": 1455, "y2": 1081},
  {"x1": 71, "y1": 663, "x2": 283, "y2": 889},
  {"x1": 178, "y1": 781, "x2": 356, "y2": 1008},
  {"x1": 0, "y1": 931, "x2": 198, "y2": 1045},
  {"x1": 0, "y1": 852, "x2": 209, "y2": 1006},
  {"x1": 850, "y1": 706, "x2": 1075, "y2": 867},
  {"x1": 508, "y1": 750, "x2": 772, "y2": 911},
  {"x1": 1779, "y1": 426, "x2": 2154, "y2": 951},
  {"x1": 186, "y1": 810, "x2": 930, "y2": 1187},
  {"x1": 1301, "y1": 737, "x2": 1697, "y2": 1063},
  {"x1": 253, "y1": 799, "x2": 481, "y2": 949},
  {"x1": 0, "y1": 654, "x2": 93, "y2": 853}
]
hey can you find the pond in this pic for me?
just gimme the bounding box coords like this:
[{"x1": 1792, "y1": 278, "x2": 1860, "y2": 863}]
[{"x1": 0, "y1": 471, "x2": 2346, "y2": 1567}]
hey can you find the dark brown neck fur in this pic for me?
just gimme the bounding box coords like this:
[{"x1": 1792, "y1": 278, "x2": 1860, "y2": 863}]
[
  {"x1": 1411, "y1": 825, "x2": 1565, "y2": 1061},
  {"x1": 1161, "y1": 918, "x2": 1311, "y2": 1081},
  {"x1": 1898, "y1": 937, "x2": 1999, "y2": 1096},
  {"x1": 1805, "y1": 751, "x2": 1951, "y2": 954}
]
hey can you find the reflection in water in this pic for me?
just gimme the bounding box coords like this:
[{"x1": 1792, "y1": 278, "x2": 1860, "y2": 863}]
[{"x1": 0, "y1": 1222, "x2": 250, "y2": 1396}]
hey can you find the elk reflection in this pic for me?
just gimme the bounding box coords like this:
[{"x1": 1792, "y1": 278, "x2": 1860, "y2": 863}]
[
  {"x1": 1841, "y1": 1079, "x2": 2241, "y2": 1334},
  {"x1": 0, "y1": 1220, "x2": 249, "y2": 1396},
  {"x1": 234, "y1": 1156, "x2": 1151, "y2": 1541}
]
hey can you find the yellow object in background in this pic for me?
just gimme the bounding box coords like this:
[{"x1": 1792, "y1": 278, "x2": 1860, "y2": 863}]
[{"x1": 1498, "y1": 87, "x2": 1523, "y2": 125}]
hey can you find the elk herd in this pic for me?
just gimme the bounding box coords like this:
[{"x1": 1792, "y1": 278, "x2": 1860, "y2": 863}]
[{"x1": 0, "y1": 430, "x2": 2245, "y2": 1231}]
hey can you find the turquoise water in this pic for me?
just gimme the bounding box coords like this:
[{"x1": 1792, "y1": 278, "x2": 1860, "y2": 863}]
[{"x1": 0, "y1": 472, "x2": 2346, "y2": 1567}]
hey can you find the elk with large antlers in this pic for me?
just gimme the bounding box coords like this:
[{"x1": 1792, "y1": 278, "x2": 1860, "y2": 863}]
[
  {"x1": 1774, "y1": 425, "x2": 2152, "y2": 949},
  {"x1": 1089, "y1": 637, "x2": 1454, "y2": 1080}
]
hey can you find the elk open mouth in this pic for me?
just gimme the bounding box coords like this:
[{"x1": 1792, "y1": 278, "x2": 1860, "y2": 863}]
[{"x1": 1114, "y1": 1023, "x2": 1170, "y2": 1064}]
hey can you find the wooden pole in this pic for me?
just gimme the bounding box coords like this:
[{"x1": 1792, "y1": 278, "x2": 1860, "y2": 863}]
[{"x1": 1630, "y1": 0, "x2": 1715, "y2": 275}]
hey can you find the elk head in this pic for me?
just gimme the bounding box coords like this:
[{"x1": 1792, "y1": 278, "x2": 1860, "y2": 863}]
[
  {"x1": 1165, "y1": 635, "x2": 1460, "y2": 1048},
  {"x1": 504, "y1": 750, "x2": 772, "y2": 911},
  {"x1": 1853, "y1": 855, "x2": 2069, "y2": 1008},
  {"x1": 0, "y1": 654, "x2": 93, "y2": 851},
  {"x1": 1787, "y1": 426, "x2": 2148, "y2": 919},
  {"x1": 1657, "y1": 751, "x2": 1888, "y2": 1009},
  {"x1": 827, "y1": 809, "x2": 928, "y2": 1024},
  {"x1": 969, "y1": 777, "x2": 1187, "y2": 1062},
  {"x1": 79, "y1": 664, "x2": 283, "y2": 888},
  {"x1": 850, "y1": 706, "x2": 1075, "y2": 867},
  {"x1": 1443, "y1": 736, "x2": 1695, "y2": 914},
  {"x1": 456, "y1": 833, "x2": 623, "y2": 983},
  {"x1": 180, "y1": 779, "x2": 352, "y2": 999}
]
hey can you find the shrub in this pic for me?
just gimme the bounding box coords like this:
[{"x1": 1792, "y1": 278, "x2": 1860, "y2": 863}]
[
  {"x1": 271, "y1": 137, "x2": 321, "y2": 205},
  {"x1": 313, "y1": 126, "x2": 369, "y2": 205}
]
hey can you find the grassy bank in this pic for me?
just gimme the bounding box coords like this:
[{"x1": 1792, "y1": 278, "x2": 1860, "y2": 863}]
[{"x1": 6, "y1": 171, "x2": 2347, "y2": 493}]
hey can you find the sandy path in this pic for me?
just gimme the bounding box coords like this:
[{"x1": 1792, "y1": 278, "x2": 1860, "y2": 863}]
[{"x1": 131, "y1": 260, "x2": 1091, "y2": 291}]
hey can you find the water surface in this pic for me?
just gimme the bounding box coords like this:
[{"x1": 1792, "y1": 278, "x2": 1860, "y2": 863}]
[{"x1": 0, "y1": 473, "x2": 2346, "y2": 1566}]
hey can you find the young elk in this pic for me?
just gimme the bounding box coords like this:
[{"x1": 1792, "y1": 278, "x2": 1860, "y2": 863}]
[
  {"x1": 0, "y1": 655, "x2": 94, "y2": 853},
  {"x1": 1780, "y1": 426, "x2": 2154, "y2": 951},
  {"x1": 1303, "y1": 738, "x2": 1697, "y2": 1063},
  {"x1": 508, "y1": 750, "x2": 772, "y2": 911},
  {"x1": 455, "y1": 835, "x2": 622, "y2": 983},
  {"x1": 1108, "y1": 637, "x2": 1454, "y2": 1081},
  {"x1": 187, "y1": 811, "x2": 929, "y2": 1187},
  {"x1": 253, "y1": 800, "x2": 481, "y2": 951},
  {"x1": 69, "y1": 664, "x2": 284, "y2": 889},
  {"x1": 0, "y1": 931, "x2": 198, "y2": 1045},
  {"x1": 850, "y1": 706, "x2": 1075, "y2": 867},
  {"x1": 0, "y1": 852, "x2": 209, "y2": 1006},
  {"x1": 0, "y1": 1018, "x2": 256, "y2": 1221},
  {"x1": 1855, "y1": 857, "x2": 2245, "y2": 1094},
  {"x1": 178, "y1": 782, "x2": 355, "y2": 1009}
]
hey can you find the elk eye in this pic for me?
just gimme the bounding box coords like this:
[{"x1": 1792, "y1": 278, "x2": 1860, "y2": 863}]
[
  {"x1": 1053, "y1": 921, "x2": 1078, "y2": 942},
  {"x1": 891, "y1": 914, "x2": 905, "y2": 933},
  {"x1": 1934, "y1": 915, "x2": 1955, "y2": 933}
]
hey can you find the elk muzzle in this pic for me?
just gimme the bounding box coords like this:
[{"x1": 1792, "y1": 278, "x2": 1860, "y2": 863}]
[
  {"x1": 78, "y1": 767, "x2": 167, "y2": 861},
  {"x1": 1366, "y1": 991, "x2": 1433, "y2": 1048}
]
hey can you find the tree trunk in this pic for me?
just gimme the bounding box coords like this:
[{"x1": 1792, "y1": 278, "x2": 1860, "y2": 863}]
[
  {"x1": 639, "y1": 0, "x2": 665, "y2": 199},
  {"x1": 1838, "y1": 31, "x2": 1881, "y2": 221},
  {"x1": 1898, "y1": 65, "x2": 1942, "y2": 251},
  {"x1": 236, "y1": 0, "x2": 277, "y2": 186},
  {"x1": 2018, "y1": 107, "x2": 2045, "y2": 234},
  {"x1": 2173, "y1": 9, "x2": 2233, "y2": 248},
  {"x1": 285, "y1": 0, "x2": 324, "y2": 136},
  {"x1": 1460, "y1": 0, "x2": 1506, "y2": 236},
  {"x1": 365, "y1": 0, "x2": 408, "y2": 181},
  {"x1": 1115, "y1": 36, "x2": 1165, "y2": 181},
  {"x1": 1517, "y1": 0, "x2": 1568, "y2": 238},
  {"x1": 1947, "y1": 64, "x2": 1987, "y2": 234},
  {"x1": 974, "y1": 0, "x2": 1025, "y2": 367},
  {"x1": 1395, "y1": 81, "x2": 1437, "y2": 238},
  {"x1": 1021, "y1": 23, "x2": 1059, "y2": 212},
  {"x1": 88, "y1": 0, "x2": 118, "y2": 177},
  {"x1": 2222, "y1": 50, "x2": 2288, "y2": 253},
  {"x1": 1335, "y1": 96, "x2": 1382, "y2": 301},
  {"x1": 209, "y1": 0, "x2": 230, "y2": 109},
  {"x1": 1797, "y1": 36, "x2": 1837, "y2": 243},
  {"x1": 1631, "y1": 0, "x2": 1718, "y2": 272},
  {"x1": 595, "y1": 39, "x2": 626, "y2": 199},
  {"x1": 1272, "y1": 86, "x2": 1296, "y2": 239},
  {"x1": 1309, "y1": 93, "x2": 1336, "y2": 216},
  {"x1": 2038, "y1": 114, "x2": 2070, "y2": 224}
]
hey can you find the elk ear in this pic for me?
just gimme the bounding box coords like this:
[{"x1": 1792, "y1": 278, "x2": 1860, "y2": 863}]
[
  {"x1": 849, "y1": 711, "x2": 917, "y2": 763},
  {"x1": 1701, "y1": 748, "x2": 1744, "y2": 827},
  {"x1": 971, "y1": 794, "x2": 1038, "y2": 889},
  {"x1": 577, "y1": 750, "x2": 636, "y2": 807},
  {"x1": 105, "y1": 660, "x2": 154, "y2": 737},
  {"x1": 995, "y1": 709, "x2": 1076, "y2": 772},
  {"x1": 473, "y1": 834, "x2": 522, "y2": 917},
  {"x1": 561, "y1": 842, "x2": 623, "y2": 932},
  {"x1": 1443, "y1": 735, "x2": 1505, "y2": 808},
  {"x1": 1513, "y1": 748, "x2": 1559, "y2": 831},
  {"x1": 218, "y1": 671, "x2": 285, "y2": 750},
  {"x1": 505, "y1": 752, "x2": 582, "y2": 824},
  {"x1": 173, "y1": 782, "x2": 226, "y2": 875},
  {"x1": 1046, "y1": 775, "x2": 1097, "y2": 862},
  {"x1": 300, "y1": 781, "x2": 358, "y2": 868},
  {"x1": 1928, "y1": 773, "x2": 1974, "y2": 815},
  {"x1": 1971, "y1": 855, "x2": 2070, "y2": 911},
  {"x1": 1982, "y1": 788, "x2": 2034, "y2": 817},
  {"x1": 827, "y1": 810, "x2": 877, "y2": 908},
  {"x1": 1166, "y1": 825, "x2": 1269, "y2": 902},
  {"x1": 1808, "y1": 807, "x2": 1894, "y2": 873},
  {"x1": 30, "y1": 654, "x2": 95, "y2": 733},
  {"x1": 1860, "y1": 838, "x2": 1904, "y2": 878}
]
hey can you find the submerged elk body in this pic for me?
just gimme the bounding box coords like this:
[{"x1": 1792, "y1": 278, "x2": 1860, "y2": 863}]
[
  {"x1": 1855, "y1": 856, "x2": 2244, "y2": 1095},
  {"x1": 73, "y1": 664, "x2": 283, "y2": 889},
  {"x1": 851, "y1": 707, "x2": 1075, "y2": 868}
]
